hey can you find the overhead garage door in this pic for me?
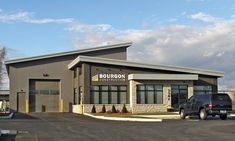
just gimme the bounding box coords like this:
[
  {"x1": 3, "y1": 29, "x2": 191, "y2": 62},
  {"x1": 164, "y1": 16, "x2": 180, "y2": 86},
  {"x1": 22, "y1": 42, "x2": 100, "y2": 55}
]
[{"x1": 29, "y1": 80, "x2": 60, "y2": 112}]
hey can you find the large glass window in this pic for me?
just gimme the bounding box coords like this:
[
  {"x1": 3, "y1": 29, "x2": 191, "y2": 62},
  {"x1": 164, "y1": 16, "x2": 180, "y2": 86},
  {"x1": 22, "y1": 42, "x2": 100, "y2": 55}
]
[
  {"x1": 137, "y1": 84, "x2": 163, "y2": 104},
  {"x1": 110, "y1": 86, "x2": 118, "y2": 104},
  {"x1": 90, "y1": 85, "x2": 127, "y2": 104},
  {"x1": 146, "y1": 85, "x2": 154, "y2": 104},
  {"x1": 155, "y1": 85, "x2": 163, "y2": 104},
  {"x1": 120, "y1": 86, "x2": 127, "y2": 104},
  {"x1": 91, "y1": 86, "x2": 99, "y2": 104},
  {"x1": 171, "y1": 84, "x2": 188, "y2": 109},
  {"x1": 194, "y1": 85, "x2": 212, "y2": 95},
  {"x1": 101, "y1": 86, "x2": 109, "y2": 104}
]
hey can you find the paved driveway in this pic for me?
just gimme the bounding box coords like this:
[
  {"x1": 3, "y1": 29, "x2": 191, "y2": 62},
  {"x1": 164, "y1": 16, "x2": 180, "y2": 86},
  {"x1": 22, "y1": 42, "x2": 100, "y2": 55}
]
[{"x1": 0, "y1": 113, "x2": 235, "y2": 141}]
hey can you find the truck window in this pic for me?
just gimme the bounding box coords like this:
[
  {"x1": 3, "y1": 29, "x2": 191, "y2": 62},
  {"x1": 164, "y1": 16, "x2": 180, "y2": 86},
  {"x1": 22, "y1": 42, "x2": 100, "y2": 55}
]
[{"x1": 212, "y1": 94, "x2": 230, "y2": 101}]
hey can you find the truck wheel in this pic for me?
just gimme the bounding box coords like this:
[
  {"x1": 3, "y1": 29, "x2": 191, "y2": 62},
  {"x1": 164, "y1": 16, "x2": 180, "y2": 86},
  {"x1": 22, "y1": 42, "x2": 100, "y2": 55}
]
[
  {"x1": 180, "y1": 109, "x2": 186, "y2": 119},
  {"x1": 199, "y1": 109, "x2": 207, "y2": 120},
  {"x1": 220, "y1": 114, "x2": 227, "y2": 120}
]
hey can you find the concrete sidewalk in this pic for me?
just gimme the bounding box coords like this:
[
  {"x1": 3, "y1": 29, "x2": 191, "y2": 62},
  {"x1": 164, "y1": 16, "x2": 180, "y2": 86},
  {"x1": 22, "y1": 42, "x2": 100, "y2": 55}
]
[
  {"x1": 85, "y1": 113, "x2": 235, "y2": 121},
  {"x1": 134, "y1": 114, "x2": 180, "y2": 119},
  {"x1": 84, "y1": 113, "x2": 163, "y2": 122},
  {"x1": 136, "y1": 113, "x2": 235, "y2": 119}
]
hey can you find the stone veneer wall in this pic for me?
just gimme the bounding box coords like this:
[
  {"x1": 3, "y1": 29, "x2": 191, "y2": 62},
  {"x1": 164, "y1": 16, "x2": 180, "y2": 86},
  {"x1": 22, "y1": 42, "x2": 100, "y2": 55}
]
[
  {"x1": 75, "y1": 104, "x2": 168, "y2": 113},
  {"x1": 132, "y1": 104, "x2": 168, "y2": 113},
  {"x1": 83, "y1": 104, "x2": 131, "y2": 113}
]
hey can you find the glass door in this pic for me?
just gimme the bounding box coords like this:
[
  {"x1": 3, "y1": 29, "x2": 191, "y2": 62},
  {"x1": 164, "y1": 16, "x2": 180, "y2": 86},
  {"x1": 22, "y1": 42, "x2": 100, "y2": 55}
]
[{"x1": 171, "y1": 85, "x2": 188, "y2": 110}]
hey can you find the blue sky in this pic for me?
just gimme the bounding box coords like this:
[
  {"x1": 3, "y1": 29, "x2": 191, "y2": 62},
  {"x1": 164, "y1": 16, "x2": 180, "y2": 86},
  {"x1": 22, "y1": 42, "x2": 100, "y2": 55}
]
[
  {"x1": 1, "y1": 0, "x2": 235, "y2": 56},
  {"x1": 1, "y1": 0, "x2": 235, "y2": 89}
]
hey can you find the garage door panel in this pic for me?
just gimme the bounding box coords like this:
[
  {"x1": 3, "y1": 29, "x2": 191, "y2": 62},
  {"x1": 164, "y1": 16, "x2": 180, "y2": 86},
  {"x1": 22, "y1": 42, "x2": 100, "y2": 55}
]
[
  {"x1": 35, "y1": 95, "x2": 59, "y2": 112},
  {"x1": 29, "y1": 80, "x2": 60, "y2": 112}
]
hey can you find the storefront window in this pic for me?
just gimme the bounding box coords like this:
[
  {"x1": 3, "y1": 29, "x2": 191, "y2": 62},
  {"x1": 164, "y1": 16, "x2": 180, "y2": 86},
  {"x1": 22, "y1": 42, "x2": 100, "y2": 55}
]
[
  {"x1": 119, "y1": 86, "x2": 127, "y2": 104},
  {"x1": 110, "y1": 86, "x2": 118, "y2": 104},
  {"x1": 146, "y1": 85, "x2": 154, "y2": 104},
  {"x1": 137, "y1": 84, "x2": 163, "y2": 104},
  {"x1": 90, "y1": 85, "x2": 127, "y2": 104},
  {"x1": 91, "y1": 86, "x2": 99, "y2": 104},
  {"x1": 155, "y1": 85, "x2": 163, "y2": 104},
  {"x1": 194, "y1": 85, "x2": 212, "y2": 95},
  {"x1": 101, "y1": 86, "x2": 109, "y2": 104},
  {"x1": 120, "y1": 91, "x2": 127, "y2": 104}
]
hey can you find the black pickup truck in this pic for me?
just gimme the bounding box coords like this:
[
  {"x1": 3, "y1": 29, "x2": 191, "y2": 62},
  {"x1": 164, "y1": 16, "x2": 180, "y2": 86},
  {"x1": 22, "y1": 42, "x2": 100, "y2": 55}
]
[{"x1": 179, "y1": 93, "x2": 232, "y2": 120}]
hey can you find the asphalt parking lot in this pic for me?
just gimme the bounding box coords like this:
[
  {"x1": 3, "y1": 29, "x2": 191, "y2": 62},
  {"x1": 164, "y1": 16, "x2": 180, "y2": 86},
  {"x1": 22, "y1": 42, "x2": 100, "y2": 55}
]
[{"x1": 0, "y1": 113, "x2": 235, "y2": 141}]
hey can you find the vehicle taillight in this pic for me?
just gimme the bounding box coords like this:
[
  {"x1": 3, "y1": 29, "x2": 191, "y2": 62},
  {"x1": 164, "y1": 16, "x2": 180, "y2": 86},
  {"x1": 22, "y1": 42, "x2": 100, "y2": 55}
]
[{"x1": 209, "y1": 101, "x2": 213, "y2": 109}]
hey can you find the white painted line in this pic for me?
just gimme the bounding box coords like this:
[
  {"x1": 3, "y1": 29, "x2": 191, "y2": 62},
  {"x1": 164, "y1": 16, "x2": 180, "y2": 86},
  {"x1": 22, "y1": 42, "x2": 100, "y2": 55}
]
[{"x1": 84, "y1": 113, "x2": 162, "y2": 122}]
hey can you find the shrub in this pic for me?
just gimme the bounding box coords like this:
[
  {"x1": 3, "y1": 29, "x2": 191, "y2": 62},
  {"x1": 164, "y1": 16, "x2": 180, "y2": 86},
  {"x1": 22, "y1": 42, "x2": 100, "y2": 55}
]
[
  {"x1": 111, "y1": 105, "x2": 117, "y2": 113},
  {"x1": 106, "y1": 110, "x2": 112, "y2": 114},
  {"x1": 101, "y1": 105, "x2": 106, "y2": 113},
  {"x1": 91, "y1": 105, "x2": 96, "y2": 113},
  {"x1": 121, "y1": 104, "x2": 128, "y2": 113}
]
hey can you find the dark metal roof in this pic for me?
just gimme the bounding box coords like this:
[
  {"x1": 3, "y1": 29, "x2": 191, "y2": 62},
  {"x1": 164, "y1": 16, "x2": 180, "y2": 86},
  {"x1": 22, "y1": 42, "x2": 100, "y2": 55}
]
[{"x1": 5, "y1": 42, "x2": 132, "y2": 65}]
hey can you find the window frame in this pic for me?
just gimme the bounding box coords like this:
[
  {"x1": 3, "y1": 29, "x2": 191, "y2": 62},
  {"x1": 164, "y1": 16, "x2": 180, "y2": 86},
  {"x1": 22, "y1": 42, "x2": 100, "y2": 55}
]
[
  {"x1": 136, "y1": 84, "x2": 163, "y2": 104},
  {"x1": 90, "y1": 85, "x2": 127, "y2": 104},
  {"x1": 194, "y1": 85, "x2": 212, "y2": 95}
]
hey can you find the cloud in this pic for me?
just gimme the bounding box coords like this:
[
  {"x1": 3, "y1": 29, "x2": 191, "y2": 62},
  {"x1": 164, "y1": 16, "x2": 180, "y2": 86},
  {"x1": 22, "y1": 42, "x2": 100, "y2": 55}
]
[
  {"x1": 66, "y1": 22, "x2": 112, "y2": 32},
  {"x1": 67, "y1": 20, "x2": 235, "y2": 89},
  {"x1": 168, "y1": 18, "x2": 177, "y2": 22},
  {"x1": 190, "y1": 12, "x2": 222, "y2": 22},
  {"x1": 0, "y1": 9, "x2": 74, "y2": 24},
  {"x1": 231, "y1": 14, "x2": 235, "y2": 18}
]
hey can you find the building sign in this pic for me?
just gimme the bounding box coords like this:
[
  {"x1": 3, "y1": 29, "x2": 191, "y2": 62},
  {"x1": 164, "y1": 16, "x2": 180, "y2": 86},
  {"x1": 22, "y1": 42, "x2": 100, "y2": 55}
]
[{"x1": 92, "y1": 74, "x2": 126, "y2": 82}]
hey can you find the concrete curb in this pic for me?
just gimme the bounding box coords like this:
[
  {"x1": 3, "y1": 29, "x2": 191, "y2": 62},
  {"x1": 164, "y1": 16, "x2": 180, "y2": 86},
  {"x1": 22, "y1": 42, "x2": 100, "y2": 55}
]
[
  {"x1": 84, "y1": 113, "x2": 162, "y2": 122},
  {"x1": 229, "y1": 114, "x2": 235, "y2": 117},
  {"x1": 0, "y1": 113, "x2": 14, "y2": 119},
  {"x1": 0, "y1": 130, "x2": 18, "y2": 135},
  {"x1": 134, "y1": 115, "x2": 180, "y2": 119}
]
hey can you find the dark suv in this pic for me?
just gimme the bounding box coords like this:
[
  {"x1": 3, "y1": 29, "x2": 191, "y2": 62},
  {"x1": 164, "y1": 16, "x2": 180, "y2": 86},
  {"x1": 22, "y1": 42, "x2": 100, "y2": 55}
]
[{"x1": 179, "y1": 93, "x2": 232, "y2": 120}]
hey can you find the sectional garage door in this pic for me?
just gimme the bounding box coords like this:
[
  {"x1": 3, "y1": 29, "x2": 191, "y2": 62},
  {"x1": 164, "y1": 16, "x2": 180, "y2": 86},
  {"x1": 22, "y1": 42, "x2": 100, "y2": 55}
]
[{"x1": 29, "y1": 80, "x2": 60, "y2": 112}]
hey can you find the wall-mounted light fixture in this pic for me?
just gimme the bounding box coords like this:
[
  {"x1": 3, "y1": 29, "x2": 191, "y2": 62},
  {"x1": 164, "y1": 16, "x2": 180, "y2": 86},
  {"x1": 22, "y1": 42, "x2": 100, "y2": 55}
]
[{"x1": 43, "y1": 73, "x2": 49, "y2": 77}]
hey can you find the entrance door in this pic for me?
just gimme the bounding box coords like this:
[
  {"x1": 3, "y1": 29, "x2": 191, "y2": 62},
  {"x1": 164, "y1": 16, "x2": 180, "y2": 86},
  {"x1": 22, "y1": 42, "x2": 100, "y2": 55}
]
[
  {"x1": 17, "y1": 92, "x2": 26, "y2": 113},
  {"x1": 171, "y1": 85, "x2": 188, "y2": 110}
]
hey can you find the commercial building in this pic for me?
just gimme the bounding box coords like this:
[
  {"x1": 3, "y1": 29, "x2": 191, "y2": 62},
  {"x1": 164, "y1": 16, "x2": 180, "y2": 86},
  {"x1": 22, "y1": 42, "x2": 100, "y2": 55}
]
[
  {"x1": 0, "y1": 90, "x2": 9, "y2": 112},
  {"x1": 5, "y1": 42, "x2": 224, "y2": 113},
  {"x1": 0, "y1": 90, "x2": 9, "y2": 102}
]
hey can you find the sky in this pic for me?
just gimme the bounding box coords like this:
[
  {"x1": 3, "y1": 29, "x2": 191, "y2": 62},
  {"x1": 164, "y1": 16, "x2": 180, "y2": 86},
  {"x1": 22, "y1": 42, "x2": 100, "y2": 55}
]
[{"x1": 1, "y1": 0, "x2": 235, "y2": 89}]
